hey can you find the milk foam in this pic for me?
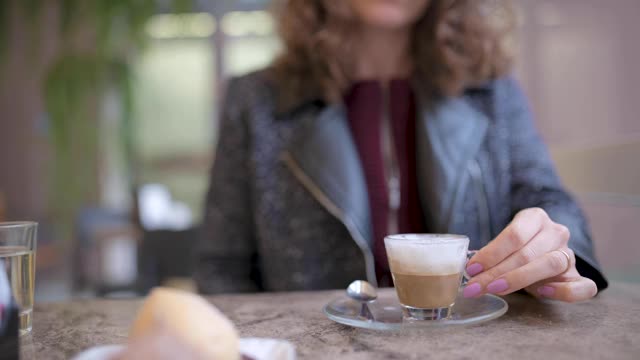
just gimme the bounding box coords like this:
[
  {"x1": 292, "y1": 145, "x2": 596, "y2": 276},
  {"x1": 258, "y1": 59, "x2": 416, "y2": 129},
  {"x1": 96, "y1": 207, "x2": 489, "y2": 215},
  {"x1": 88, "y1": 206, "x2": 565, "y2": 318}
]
[{"x1": 386, "y1": 235, "x2": 467, "y2": 275}]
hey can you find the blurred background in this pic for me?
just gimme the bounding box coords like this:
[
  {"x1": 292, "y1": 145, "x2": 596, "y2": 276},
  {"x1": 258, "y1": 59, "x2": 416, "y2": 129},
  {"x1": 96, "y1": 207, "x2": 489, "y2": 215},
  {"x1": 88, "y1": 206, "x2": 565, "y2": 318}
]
[{"x1": 0, "y1": 0, "x2": 638, "y2": 302}]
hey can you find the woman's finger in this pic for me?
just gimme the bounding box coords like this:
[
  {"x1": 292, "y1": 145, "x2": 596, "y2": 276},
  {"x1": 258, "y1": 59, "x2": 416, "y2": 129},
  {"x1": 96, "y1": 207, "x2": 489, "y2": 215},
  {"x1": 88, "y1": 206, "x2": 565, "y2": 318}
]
[
  {"x1": 523, "y1": 266, "x2": 583, "y2": 297},
  {"x1": 534, "y1": 277, "x2": 598, "y2": 302},
  {"x1": 467, "y1": 208, "x2": 549, "y2": 276},
  {"x1": 465, "y1": 224, "x2": 569, "y2": 296},
  {"x1": 482, "y1": 248, "x2": 575, "y2": 296}
]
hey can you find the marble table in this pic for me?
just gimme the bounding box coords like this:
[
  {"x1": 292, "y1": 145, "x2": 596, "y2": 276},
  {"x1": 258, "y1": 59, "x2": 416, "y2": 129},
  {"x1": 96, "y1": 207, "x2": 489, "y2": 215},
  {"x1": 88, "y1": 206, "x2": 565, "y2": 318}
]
[{"x1": 20, "y1": 282, "x2": 640, "y2": 359}]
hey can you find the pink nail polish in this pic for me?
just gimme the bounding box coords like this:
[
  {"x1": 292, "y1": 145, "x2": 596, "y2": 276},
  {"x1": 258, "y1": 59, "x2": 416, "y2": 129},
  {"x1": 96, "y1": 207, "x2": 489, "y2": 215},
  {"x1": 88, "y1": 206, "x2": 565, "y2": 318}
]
[
  {"x1": 537, "y1": 286, "x2": 555, "y2": 297},
  {"x1": 466, "y1": 263, "x2": 483, "y2": 277},
  {"x1": 486, "y1": 279, "x2": 509, "y2": 294},
  {"x1": 463, "y1": 283, "x2": 482, "y2": 298}
]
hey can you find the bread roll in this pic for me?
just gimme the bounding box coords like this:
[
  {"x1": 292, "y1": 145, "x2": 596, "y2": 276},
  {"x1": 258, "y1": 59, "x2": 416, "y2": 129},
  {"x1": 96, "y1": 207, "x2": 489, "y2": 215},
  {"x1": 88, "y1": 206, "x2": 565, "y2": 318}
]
[{"x1": 129, "y1": 287, "x2": 240, "y2": 360}]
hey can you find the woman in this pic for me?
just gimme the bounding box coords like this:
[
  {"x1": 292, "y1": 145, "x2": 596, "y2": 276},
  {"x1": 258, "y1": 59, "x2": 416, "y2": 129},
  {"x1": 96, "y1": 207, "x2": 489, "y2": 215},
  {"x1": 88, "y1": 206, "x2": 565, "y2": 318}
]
[{"x1": 195, "y1": 0, "x2": 607, "y2": 302}]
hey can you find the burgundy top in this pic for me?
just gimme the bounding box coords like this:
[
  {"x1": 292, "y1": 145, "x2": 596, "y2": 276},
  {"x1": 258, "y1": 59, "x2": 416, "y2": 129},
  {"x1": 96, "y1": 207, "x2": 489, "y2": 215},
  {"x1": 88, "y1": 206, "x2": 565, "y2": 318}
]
[{"x1": 344, "y1": 80, "x2": 427, "y2": 286}]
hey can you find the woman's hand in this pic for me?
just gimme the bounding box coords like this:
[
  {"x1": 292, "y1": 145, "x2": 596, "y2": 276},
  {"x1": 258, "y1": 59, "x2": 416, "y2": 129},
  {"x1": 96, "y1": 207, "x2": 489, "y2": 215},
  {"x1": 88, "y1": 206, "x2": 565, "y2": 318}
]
[{"x1": 463, "y1": 208, "x2": 598, "y2": 302}]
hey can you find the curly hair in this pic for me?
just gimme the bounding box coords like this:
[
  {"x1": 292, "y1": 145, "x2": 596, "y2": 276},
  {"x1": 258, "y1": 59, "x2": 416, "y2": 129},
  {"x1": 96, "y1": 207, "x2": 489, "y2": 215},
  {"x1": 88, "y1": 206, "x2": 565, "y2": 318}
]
[{"x1": 271, "y1": 0, "x2": 516, "y2": 109}]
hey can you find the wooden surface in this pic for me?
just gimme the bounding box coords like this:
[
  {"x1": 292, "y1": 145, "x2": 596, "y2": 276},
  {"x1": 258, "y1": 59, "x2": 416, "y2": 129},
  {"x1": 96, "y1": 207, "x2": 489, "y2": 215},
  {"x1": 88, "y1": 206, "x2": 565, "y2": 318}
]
[{"x1": 20, "y1": 282, "x2": 640, "y2": 359}]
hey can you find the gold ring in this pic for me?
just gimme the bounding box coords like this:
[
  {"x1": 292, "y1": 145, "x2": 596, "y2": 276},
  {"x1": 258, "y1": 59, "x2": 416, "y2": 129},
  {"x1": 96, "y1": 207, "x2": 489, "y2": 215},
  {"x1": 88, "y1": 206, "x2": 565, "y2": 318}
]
[{"x1": 557, "y1": 249, "x2": 572, "y2": 273}]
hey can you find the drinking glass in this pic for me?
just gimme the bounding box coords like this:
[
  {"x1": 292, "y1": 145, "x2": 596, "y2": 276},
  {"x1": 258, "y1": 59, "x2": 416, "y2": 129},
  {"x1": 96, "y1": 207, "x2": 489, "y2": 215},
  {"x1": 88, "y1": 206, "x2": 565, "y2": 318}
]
[{"x1": 0, "y1": 222, "x2": 37, "y2": 335}]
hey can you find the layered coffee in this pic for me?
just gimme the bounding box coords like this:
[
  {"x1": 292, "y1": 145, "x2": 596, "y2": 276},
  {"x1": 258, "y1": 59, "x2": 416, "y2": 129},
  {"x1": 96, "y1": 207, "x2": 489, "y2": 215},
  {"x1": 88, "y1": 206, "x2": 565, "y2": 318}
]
[
  {"x1": 385, "y1": 234, "x2": 468, "y2": 312},
  {"x1": 392, "y1": 272, "x2": 462, "y2": 308}
]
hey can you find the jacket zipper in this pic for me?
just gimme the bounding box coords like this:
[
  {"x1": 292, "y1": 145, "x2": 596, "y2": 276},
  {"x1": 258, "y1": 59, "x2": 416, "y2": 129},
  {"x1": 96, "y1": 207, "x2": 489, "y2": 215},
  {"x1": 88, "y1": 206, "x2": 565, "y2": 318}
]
[
  {"x1": 381, "y1": 83, "x2": 401, "y2": 236},
  {"x1": 282, "y1": 152, "x2": 378, "y2": 287},
  {"x1": 468, "y1": 159, "x2": 491, "y2": 244}
]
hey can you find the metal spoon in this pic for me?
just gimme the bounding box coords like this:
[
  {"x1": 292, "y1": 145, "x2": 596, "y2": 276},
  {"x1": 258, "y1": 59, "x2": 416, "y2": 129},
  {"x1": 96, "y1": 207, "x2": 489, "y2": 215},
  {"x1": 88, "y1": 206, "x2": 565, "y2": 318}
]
[{"x1": 346, "y1": 280, "x2": 377, "y2": 321}]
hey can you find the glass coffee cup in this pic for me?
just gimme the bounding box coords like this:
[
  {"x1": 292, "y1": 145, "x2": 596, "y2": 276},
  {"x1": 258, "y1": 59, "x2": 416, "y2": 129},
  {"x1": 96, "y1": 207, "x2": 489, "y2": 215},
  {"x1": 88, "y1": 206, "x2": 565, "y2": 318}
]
[{"x1": 385, "y1": 234, "x2": 473, "y2": 321}]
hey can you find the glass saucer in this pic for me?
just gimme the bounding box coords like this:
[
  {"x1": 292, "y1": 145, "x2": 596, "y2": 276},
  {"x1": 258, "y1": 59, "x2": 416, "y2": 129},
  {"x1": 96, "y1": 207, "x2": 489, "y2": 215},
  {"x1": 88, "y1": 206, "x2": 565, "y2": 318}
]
[{"x1": 323, "y1": 289, "x2": 508, "y2": 330}]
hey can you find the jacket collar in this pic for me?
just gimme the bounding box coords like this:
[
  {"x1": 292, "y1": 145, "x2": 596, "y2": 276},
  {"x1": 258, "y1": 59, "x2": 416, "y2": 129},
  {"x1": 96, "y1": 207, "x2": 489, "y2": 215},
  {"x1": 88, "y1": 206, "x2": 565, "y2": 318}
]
[
  {"x1": 414, "y1": 84, "x2": 490, "y2": 232},
  {"x1": 273, "y1": 72, "x2": 494, "y2": 117},
  {"x1": 282, "y1": 104, "x2": 374, "y2": 245},
  {"x1": 281, "y1": 80, "x2": 490, "y2": 243}
]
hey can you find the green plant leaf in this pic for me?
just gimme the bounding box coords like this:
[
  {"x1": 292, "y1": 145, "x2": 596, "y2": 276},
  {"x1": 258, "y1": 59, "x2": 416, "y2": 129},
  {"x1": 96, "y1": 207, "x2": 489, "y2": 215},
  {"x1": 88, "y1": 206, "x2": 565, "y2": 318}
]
[
  {"x1": 0, "y1": 1, "x2": 8, "y2": 64},
  {"x1": 4, "y1": 0, "x2": 196, "y2": 244},
  {"x1": 111, "y1": 59, "x2": 138, "y2": 185},
  {"x1": 60, "y1": 0, "x2": 79, "y2": 36},
  {"x1": 20, "y1": 0, "x2": 43, "y2": 22},
  {"x1": 172, "y1": 0, "x2": 194, "y2": 14},
  {"x1": 44, "y1": 54, "x2": 105, "y2": 239}
]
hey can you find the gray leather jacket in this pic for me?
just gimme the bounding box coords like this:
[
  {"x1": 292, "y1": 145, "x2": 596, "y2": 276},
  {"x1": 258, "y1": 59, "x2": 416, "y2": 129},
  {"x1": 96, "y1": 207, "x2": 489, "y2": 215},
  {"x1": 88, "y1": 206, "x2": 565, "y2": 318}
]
[{"x1": 194, "y1": 70, "x2": 607, "y2": 293}]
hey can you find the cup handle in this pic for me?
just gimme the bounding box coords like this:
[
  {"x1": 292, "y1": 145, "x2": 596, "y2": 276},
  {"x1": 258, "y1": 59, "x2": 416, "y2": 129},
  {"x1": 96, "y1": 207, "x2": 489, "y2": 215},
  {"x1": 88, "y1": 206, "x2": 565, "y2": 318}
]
[{"x1": 462, "y1": 250, "x2": 478, "y2": 286}]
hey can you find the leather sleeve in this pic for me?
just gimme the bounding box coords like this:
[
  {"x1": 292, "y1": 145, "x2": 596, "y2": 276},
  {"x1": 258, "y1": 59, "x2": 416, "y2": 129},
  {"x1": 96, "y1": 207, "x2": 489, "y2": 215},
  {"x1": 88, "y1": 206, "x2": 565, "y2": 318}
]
[{"x1": 193, "y1": 77, "x2": 261, "y2": 294}]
